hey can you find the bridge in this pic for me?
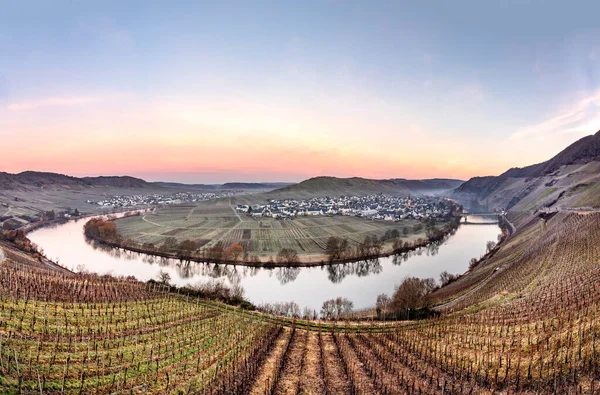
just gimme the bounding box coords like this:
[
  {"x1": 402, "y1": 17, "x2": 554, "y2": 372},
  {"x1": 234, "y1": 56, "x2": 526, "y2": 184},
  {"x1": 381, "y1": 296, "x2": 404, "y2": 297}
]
[
  {"x1": 461, "y1": 212, "x2": 501, "y2": 225},
  {"x1": 462, "y1": 212, "x2": 500, "y2": 216}
]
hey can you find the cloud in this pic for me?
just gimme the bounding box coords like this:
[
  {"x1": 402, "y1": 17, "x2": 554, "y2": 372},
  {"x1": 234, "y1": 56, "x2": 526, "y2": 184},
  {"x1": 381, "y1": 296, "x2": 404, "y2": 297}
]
[
  {"x1": 8, "y1": 96, "x2": 102, "y2": 111},
  {"x1": 510, "y1": 92, "x2": 600, "y2": 140}
]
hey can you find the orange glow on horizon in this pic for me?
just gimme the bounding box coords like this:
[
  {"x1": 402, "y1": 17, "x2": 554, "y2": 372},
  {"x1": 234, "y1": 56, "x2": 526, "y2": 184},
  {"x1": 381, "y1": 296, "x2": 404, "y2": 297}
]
[{"x1": 0, "y1": 95, "x2": 568, "y2": 183}]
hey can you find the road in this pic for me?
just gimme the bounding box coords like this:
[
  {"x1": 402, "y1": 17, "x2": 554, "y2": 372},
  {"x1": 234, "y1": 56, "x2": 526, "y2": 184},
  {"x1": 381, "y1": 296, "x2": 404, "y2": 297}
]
[
  {"x1": 2, "y1": 205, "x2": 11, "y2": 217},
  {"x1": 502, "y1": 214, "x2": 516, "y2": 236},
  {"x1": 229, "y1": 197, "x2": 243, "y2": 223},
  {"x1": 434, "y1": 264, "x2": 508, "y2": 312},
  {"x1": 40, "y1": 257, "x2": 73, "y2": 274}
]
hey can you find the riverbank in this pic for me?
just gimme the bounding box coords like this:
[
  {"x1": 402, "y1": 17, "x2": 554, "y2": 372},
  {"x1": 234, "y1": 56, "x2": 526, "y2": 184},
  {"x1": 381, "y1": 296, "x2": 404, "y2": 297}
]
[
  {"x1": 0, "y1": 207, "x2": 154, "y2": 274},
  {"x1": 30, "y1": 212, "x2": 501, "y2": 311},
  {"x1": 84, "y1": 215, "x2": 463, "y2": 268}
]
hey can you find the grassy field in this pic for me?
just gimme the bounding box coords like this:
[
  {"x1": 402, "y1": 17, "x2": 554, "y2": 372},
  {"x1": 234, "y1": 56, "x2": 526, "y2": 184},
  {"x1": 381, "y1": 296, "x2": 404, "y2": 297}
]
[{"x1": 115, "y1": 199, "x2": 429, "y2": 260}]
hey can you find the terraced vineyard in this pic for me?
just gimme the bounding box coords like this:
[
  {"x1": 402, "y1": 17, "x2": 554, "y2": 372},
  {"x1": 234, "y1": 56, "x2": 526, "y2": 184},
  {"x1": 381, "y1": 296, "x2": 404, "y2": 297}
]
[{"x1": 1, "y1": 210, "x2": 600, "y2": 393}]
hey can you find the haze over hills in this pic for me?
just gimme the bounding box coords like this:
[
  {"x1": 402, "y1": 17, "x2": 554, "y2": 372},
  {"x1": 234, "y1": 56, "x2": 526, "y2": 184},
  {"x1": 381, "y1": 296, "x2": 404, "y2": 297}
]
[
  {"x1": 155, "y1": 181, "x2": 294, "y2": 191},
  {"x1": 0, "y1": 171, "x2": 463, "y2": 199},
  {"x1": 0, "y1": 172, "x2": 293, "y2": 192},
  {"x1": 265, "y1": 176, "x2": 464, "y2": 199},
  {"x1": 454, "y1": 130, "x2": 600, "y2": 211}
]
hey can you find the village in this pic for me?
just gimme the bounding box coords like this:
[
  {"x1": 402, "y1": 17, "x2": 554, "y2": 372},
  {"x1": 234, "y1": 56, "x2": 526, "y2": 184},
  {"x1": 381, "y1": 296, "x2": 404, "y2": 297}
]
[
  {"x1": 88, "y1": 191, "x2": 236, "y2": 208},
  {"x1": 236, "y1": 194, "x2": 458, "y2": 222}
]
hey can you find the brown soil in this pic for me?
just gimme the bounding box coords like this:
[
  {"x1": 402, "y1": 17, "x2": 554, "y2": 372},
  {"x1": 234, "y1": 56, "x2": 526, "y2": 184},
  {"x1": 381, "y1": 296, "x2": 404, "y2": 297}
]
[
  {"x1": 250, "y1": 328, "x2": 292, "y2": 395},
  {"x1": 320, "y1": 333, "x2": 351, "y2": 394},
  {"x1": 274, "y1": 329, "x2": 308, "y2": 395},
  {"x1": 298, "y1": 331, "x2": 325, "y2": 394}
]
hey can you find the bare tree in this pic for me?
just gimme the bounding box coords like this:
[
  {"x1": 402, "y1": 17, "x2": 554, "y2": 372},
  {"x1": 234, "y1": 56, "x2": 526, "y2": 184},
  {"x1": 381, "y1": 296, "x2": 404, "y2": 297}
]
[
  {"x1": 391, "y1": 277, "x2": 436, "y2": 316},
  {"x1": 320, "y1": 297, "x2": 354, "y2": 320},
  {"x1": 439, "y1": 271, "x2": 460, "y2": 287},
  {"x1": 157, "y1": 270, "x2": 171, "y2": 285},
  {"x1": 376, "y1": 293, "x2": 391, "y2": 319},
  {"x1": 276, "y1": 248, "x2": 299, "y2": 264}
]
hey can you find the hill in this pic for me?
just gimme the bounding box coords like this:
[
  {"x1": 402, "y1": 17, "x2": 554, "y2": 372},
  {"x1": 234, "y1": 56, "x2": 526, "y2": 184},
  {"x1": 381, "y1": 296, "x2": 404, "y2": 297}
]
[
  {"x1": 454, "y1": 130, "x2": 600, "y2": 210},
  {"x1": 0, "y1": 171, "x2": 152, "y2": 190},
  {"x1": 0, "y1": 172, "x2": 169, "y2": 227},
  {"x1": 266, "y1": 176, "x2": 463, "y2": 199},
  {"x1": 1, "y1": 208, "x2": 599, "y2": 393}
]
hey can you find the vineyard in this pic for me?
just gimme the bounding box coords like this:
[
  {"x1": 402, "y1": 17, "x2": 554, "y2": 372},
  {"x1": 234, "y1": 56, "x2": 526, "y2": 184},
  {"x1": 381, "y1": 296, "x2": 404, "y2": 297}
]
[
  {"x1": 114, "y1": 202, "x2": 430, "y2": 259},
  {"x1": 1, "y1": 211, "x2": 600, "y2": 393}
]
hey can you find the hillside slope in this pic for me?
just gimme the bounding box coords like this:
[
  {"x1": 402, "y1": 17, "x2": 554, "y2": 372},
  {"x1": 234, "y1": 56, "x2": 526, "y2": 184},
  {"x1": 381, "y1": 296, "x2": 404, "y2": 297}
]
[
  {"x1": 0, "y1": 171, "x2": 152, "y2": 190},
  {"x1": 454, "y1": 130, "x2": 600, "y2": 210},
  {"x1": 0, "y1": 172, "x2": 171, "y2": 225},
  {"x1": 2, "y1": 208, "x2": 600, "y2": 393},
  {"x1": 266, "y1": 176, "x2": 463, "y2": 199}
]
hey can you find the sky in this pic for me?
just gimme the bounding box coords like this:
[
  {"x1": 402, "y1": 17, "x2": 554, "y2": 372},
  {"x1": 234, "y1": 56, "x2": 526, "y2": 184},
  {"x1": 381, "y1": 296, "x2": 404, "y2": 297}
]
[{"x1": 1, "y1": 1, "x2": 600, "y2": 183}]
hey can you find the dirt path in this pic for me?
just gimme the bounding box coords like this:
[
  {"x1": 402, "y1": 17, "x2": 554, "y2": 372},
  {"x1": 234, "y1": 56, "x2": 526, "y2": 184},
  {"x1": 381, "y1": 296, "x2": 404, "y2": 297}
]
[
  {"x1": 299, "y1": 331, "x2": 325, "y2": 394},
  {"x1": 185, "y1": 205, "x2": 196, "y2": 221},
  {"x1": 333, "y1": 333, "x2": 376, "y2": 394},
  {"x1": 320, "y1": 333, "x2": 351, "y2": 394},
  {"x1": 228, "y1": 196, "x2": 244, "y2": 223},
  {"x1": 141, "y1": 214, "x2": 169, "y2": 228},
  {"x1": 250, "y1": 328, "x2": 292, "y2": 395},
  {"x1": 274, "y1": 329, "x2": 308, "y2": 395}
]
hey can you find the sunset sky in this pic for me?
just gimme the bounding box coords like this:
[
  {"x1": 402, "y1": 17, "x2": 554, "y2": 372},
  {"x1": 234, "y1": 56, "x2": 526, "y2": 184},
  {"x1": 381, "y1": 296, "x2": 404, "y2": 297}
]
[{"x1": 2, "y1": 1, "x2": 600, "y2": 183}]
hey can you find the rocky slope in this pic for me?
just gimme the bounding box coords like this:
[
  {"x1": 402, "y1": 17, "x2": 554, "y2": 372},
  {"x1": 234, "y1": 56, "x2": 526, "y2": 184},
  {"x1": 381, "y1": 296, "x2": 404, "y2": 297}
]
[{"x1": 454, "y1": 130, "x2": 600, "y2": 211}]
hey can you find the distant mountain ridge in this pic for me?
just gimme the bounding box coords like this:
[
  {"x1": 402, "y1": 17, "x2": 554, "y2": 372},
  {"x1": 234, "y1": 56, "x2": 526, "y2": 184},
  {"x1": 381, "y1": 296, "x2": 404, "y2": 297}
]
[
  {"x1": 0, "y1": 171, "x2": 151, "y2": 190},
  {"x1": 154, "y1": 182, "x2": 221, "y2": 190},
  {"x1": 266, "y1": 176, "x2": 463, "y2": 199},
  {"x1": 0, "y1": 172, "x2": 294, "y2": 192},
  {"x1": 454, "y1": 130, "x2": 600, "y2": 210},
  {"x1": 155, "y1": 181, "x2": 294, "y2": 191}
]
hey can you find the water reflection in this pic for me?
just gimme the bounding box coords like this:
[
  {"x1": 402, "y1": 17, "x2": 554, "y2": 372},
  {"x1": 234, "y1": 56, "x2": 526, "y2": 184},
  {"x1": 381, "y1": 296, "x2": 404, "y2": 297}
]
[
  {"x1": 85, "y1": 232, "x2": 453, "y2": 286},
  {"x1": 29, "y1": 215, "x2": 501, "y2": 311},
  {"x1": 87, "y1": 240, "x2": 393, "y2": 286}
]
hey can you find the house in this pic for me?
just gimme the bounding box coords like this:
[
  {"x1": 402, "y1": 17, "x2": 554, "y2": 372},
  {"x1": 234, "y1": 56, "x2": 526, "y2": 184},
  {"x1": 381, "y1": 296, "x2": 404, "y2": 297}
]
[{"x1": 361, "y1": 209, "x2": 378, "y2": 217}]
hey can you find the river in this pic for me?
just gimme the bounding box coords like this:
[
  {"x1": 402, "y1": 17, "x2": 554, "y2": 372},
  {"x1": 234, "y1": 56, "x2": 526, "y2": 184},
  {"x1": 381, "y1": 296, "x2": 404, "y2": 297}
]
[{"x1": 28, "y1": 215, "x2": 500, "y2": 312}]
